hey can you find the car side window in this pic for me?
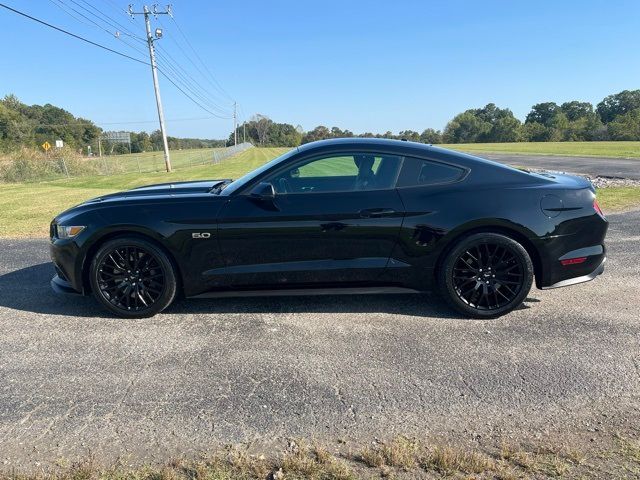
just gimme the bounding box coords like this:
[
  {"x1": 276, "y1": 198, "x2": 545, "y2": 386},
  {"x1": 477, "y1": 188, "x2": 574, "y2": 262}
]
[
  {"x1": 265, "y1": 153, "x2": 402, "y2": 194},
  {"x1": 396, "y1": 157, "x2": 465, "y2": 187}
]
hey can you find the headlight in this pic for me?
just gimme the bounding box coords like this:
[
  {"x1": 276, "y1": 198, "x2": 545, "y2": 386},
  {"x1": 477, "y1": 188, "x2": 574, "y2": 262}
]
[{"x1": 56, "y1": 225, "x2": 85, "y2": 239}]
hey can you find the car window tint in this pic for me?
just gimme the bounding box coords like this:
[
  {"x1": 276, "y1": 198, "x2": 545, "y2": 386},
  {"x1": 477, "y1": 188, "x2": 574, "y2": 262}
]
[
  {"x1": 397, "y1": 157, "x2": 464, "y2": 187},
  {"x1": 267, "y1": 153, "x2": 401, "y2": 193},
  {"x1": 298, "y1": 156, "x2": 356, "y2": 177}
]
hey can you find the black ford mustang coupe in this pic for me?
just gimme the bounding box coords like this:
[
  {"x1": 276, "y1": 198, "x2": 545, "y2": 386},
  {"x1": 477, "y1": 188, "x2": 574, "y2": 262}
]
[{"x1": 50, "y1": 138, "x2": 608, "y2": 318}]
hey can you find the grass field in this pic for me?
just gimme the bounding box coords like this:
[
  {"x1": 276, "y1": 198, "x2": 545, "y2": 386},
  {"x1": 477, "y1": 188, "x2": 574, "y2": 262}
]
[
  {"x1": 1, "y1": 146, "x2": 639, "y2": 237},
  {"x1": 444, "y1": 141, "x2": 640, "y2": 158}
]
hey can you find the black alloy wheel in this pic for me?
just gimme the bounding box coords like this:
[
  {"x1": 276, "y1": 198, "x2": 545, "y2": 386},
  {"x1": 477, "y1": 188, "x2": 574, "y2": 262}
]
[
  {"x1": 439, "y1": 233, "x2": 533, "y2": 318},
  {"x1": 90, "y1": 237, "x2": 177, "y2": 318}
]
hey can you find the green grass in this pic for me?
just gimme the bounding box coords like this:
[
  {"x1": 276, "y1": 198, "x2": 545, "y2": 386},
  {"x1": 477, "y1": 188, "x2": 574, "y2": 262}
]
[
  {"x1": 443, "y1": 141, "x2": 640, "y2": 158},
  {"x1": 597, "y1": 187, "x2": 640, "y2": 212},
  {"x1": 1, "y1": 145, "x2": 639, "y2": 238}
]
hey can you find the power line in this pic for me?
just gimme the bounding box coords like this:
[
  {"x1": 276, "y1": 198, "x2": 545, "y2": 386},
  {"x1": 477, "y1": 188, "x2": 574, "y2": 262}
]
[
  {"x1": 48, "y1": 0, "x2": 147, "y2": 60},
  {"x1": 56, "y1": 1, "x2": 236, "y2": 119},
  {"x1": 72, "y1": 0, "x2": 145, "y2": 41},
  {"x1": 168, "y1": 14, "x2": 234, "y2": 102},
  {"x1": 18, "y1": 116, "x2": 227, "y2": 128},
  {"x1": 0, "y1": 2, "x2": 235, "y2": 129},
  {"x1": 155, "y1": 45, "x2": 232, "y2": 115},
  {"x1": 0, "y1": 2, "x2": 149, "y2": 65},
  {"x1": 153, "y1": 16, "x2": 233, "y2": 114},
  {"x1": 48, "y1": 0, "x2": 148, "y2": 59},
  {"x1": 158, "y1": 69, "x2": 232, "y2": 119},
  {"x1": 50, "y1": 0, "x2": 119, "y2": 38}
]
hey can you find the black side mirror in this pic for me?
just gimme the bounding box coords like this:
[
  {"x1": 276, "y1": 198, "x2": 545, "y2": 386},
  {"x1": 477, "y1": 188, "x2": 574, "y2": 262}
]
[{"x1": 249, "y1": 182, "x2": 276, "y2": 201}]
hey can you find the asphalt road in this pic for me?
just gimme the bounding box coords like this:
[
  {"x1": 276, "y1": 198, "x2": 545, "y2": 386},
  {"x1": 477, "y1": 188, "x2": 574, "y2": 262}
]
[
  {"x1": 477, "y1": 152, "x2": 640, "y2": 179},
  {"x1": 0, "y1": 210, "x2": 639, "y2": 469}
]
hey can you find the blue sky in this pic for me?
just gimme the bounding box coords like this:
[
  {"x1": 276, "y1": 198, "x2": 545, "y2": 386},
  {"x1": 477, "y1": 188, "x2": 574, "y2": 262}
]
[{"x1": 1, "y1": 0, "x2": 639, "y2": 139}]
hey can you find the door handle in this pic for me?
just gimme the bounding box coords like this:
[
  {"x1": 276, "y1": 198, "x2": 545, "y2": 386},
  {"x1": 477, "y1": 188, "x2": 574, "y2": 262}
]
[{"x1": 359, "y1": 208, "x2": 397, "y2": 218}]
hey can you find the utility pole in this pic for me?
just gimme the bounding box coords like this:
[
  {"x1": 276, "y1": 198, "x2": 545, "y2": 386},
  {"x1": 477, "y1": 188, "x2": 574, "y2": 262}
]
[
  {"x1": 243, "y1": 122, "x2": 246, "y2": 143},
  {"x1": 233, "y1": 101, "x2": 237, "y2": 145},
  {"x1": 129, "y1": 4, "x2": 172, "y2": 172}
]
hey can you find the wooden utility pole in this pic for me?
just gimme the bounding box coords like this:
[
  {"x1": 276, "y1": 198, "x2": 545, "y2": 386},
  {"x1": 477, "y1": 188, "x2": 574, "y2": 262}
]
[
  {"x1": 129, "y1": 4, "x2": 172, "y2": 172},
  {"x1": 233, "y1": 101, "x2": 237, "y2": 145}
]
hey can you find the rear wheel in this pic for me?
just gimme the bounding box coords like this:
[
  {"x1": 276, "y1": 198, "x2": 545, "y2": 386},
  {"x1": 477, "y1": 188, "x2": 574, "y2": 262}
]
[
  {"x1": 89, "y1": 237, "x2": 177, "y2": 318},
  {"x1": 439, "y1": 233, "x2": 533, "y2": 318}
]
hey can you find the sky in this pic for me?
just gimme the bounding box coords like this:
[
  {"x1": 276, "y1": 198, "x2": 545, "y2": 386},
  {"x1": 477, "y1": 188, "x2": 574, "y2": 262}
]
[{"x1": 1, "y1": 0, "x2": 639, "y2": 139}]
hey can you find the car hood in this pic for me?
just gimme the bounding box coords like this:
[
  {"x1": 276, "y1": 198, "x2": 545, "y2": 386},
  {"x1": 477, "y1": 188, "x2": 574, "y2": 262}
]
[
  {"x1": 84, "y1": 179, "x2": 230, "y2": 203},
  {"x1": 53, "y1": 180, "x2": 231, "y2": 225}
]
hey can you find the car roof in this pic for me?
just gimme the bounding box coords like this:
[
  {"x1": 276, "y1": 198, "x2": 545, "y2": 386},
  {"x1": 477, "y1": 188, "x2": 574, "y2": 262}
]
[
  {"x1": 297, "y1": 138, "x2": 453, "y2": 160},
  {"x1": 298, "y1": 137, "x2": 428, "y2": 151}
]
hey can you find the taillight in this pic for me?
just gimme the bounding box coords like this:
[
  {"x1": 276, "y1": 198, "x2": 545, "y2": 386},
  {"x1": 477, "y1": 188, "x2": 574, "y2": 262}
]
[
  {"x1": 593, "y1": 198, "x2": 604, "y2": 218},
  {"x1": 561, "y1": 257, "x2": 587, "y2": 266}
]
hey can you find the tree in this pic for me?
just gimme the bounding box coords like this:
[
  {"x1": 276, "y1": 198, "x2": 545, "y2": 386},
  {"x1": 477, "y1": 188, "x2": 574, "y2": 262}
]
[
  {"x1": 490, "y1": 116, "x2": 522, "y2": 142},
  {"x1": 548, "y1": 112, "x2": 570, "y2": 141},
  {"x1": 131, "y1": 132, "x2": 152, "y2": 153},
  {"x1": 0, "y1": 95, "x2": 101, "y2": 151},
  {"x1": 521, "y1": 122, "x2": 551, "y2": 142},
  {"x1": 596, "y1": 89, "x2": 640, "y2": 124},
  {"x1": 253, "y1": 114, "x2": 271, "y2": 146},
  {"x1": 560, "y1": 101, "x2": 594, "y2": 121},
  {"x1": 443, "y1": 111, "x2": 490, "y2": 143},
  {"x1": 525, "y1": 102, "x2": 559, "y2": 126},
  {"x1": 398, "y1": 130, "x2": 420, "y2": 142},
  {"x1": 0, "y1": 103, "x2": 32, "y2": 150},
  {"x1": 301, "y1": 125, "x2": 331, "y2": 143},
  {"x1": 443, "y1": 104, "x2": 520, "y2": 143},
  {"x1": 607, "y1": 108, "x2": 640, "y2": 140},
  {"x1": 419, "y1": 128, "x2": 442, "y2": 144}
]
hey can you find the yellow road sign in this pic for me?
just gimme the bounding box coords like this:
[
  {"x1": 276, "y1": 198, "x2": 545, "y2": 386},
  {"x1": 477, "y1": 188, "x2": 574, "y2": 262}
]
[{"x1": 42, "y1": 141, "x2": 51, "y2": 151}]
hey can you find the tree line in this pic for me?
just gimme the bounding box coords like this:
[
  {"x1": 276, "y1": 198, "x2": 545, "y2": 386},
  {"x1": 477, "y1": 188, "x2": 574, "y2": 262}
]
[
  {"x1": 0, "y1": 94, "x2": 223, "y2": 154},
  {"x1": 3, "y1": 89, "x2": 640, "y2": 155},
  {"x1": 228, "y1": 89, "x2": 640, "y2": 146}
]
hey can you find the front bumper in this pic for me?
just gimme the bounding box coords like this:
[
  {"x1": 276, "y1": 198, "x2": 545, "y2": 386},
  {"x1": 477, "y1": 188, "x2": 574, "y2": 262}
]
[
  {"x1": 51, "y1": 274, "x2": 82, "y2": 295},
  {"x1": 49, "y1": 237, "x2": 85, "y2": 294},
  {"x1": 542, "y1": 257, "x2": 605, "y2": 289}
]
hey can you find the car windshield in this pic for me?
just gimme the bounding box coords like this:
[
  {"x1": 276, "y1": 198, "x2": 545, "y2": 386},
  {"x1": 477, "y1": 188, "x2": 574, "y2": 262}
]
[{"x1": 218, "y1": 147, "x2": 299, "y2": 195}]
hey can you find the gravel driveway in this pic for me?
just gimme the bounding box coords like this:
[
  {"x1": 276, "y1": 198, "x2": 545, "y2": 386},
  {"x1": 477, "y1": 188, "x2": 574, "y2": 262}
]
[{"x1": 0, "y1": 210, "x2": 639, "y2": 469}]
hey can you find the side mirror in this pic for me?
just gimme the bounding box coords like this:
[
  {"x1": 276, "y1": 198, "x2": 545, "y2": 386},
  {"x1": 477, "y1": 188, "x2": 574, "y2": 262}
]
[{"x1": 249, "y1": 182, "x2": 276, "y2": 201}]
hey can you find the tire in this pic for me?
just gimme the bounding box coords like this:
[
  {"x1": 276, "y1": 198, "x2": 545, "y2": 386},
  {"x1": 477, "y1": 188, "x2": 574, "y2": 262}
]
[
  {"x1": 89, "y1": 236, "x2": 177, "y2": 318},
  {"x1": 438, "y1": 232, "x2": 533, "y2": 318}
]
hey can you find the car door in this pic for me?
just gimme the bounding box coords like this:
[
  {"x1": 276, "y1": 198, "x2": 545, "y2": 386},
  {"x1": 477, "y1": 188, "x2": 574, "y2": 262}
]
[{"x1": 214, "y1": 152, "x2": 406, "y2": 287}]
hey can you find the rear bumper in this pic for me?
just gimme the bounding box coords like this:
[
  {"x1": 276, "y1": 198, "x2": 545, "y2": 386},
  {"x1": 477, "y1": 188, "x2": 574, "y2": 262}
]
[{"x1": 542, "y1": 257, "x2": 605, "y2": 289}]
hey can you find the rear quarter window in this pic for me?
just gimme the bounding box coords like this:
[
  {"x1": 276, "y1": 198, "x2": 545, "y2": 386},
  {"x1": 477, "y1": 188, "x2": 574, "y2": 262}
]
[{"x1": 396, "y1": 157, "x2": 465, "y2": 187}]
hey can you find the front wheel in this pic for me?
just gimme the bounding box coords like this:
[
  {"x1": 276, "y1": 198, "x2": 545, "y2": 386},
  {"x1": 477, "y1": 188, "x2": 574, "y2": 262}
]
[
  {"x1": 89, "y1": 237, "x2": 177, "y2": 318},
  {"x1": 438, "y1": 233, "x2": 533, "y2": 318}
]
